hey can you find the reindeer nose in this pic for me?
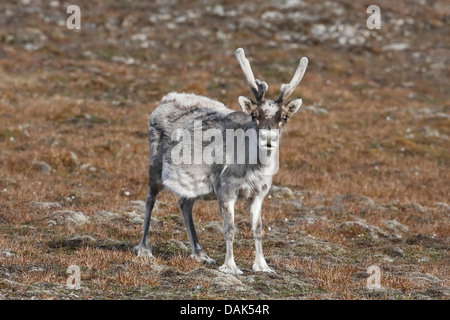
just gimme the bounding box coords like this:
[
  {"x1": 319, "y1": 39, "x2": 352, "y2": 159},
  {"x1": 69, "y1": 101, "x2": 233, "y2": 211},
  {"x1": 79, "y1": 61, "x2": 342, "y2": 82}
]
[{"x1": 260, "y1": 129, "x2": 279, "y2": 148}]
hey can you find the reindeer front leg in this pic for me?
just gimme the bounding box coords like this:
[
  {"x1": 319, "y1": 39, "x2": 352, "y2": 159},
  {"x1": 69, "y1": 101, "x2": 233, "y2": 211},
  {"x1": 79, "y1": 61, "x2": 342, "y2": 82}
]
[
  {"x1": 248, "y1": 194, "x2": 274, "y2": 273},
  {"x1": 218, "y1": 196, "x2": 243, "y2": 275}
]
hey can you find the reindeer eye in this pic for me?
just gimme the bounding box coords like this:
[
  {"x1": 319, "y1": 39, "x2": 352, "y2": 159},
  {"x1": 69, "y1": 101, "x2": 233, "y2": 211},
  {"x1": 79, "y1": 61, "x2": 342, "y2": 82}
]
[
  {"x1": 251, "y1": 112, "x2": 257, "y2": 120},
  {"x1": 282, "y1": 115, "x2": 289, "y2": 123}
]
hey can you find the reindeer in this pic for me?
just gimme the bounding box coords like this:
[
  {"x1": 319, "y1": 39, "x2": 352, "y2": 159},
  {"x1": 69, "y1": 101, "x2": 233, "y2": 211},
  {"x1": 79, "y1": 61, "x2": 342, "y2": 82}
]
[{"x1": 134, "y1": 48, "x2": 308, "y2": 274}]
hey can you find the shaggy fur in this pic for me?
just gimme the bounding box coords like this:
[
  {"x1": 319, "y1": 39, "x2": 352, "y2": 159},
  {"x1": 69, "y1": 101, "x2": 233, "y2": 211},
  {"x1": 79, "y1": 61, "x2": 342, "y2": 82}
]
[{"x1": 134, "y1": 49, "x2": 308, "y2": 274}]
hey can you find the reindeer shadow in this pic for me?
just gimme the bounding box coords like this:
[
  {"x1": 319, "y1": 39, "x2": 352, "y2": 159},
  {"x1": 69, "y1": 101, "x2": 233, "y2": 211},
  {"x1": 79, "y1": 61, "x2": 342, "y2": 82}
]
[{"x1": 47, "y1": 237, "x2": 133, "y2": 252}]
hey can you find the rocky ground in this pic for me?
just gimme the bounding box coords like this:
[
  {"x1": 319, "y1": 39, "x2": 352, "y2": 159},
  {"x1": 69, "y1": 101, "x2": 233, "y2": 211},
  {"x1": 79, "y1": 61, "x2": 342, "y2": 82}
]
[
  {"x1": 1, "y1": 188, "x2": 449, "y2": 300},
  {"x1": 0, "y1": 0, "x2": 449, "y2": 299}
]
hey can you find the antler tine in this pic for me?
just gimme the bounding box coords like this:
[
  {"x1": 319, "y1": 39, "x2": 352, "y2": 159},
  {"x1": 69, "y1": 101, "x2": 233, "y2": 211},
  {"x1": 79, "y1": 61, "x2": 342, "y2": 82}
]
[
  {"x1": 235, "y1": 48, "x2": 268, "y2": 101},
  {"x1": 277, "y1": 57, "x2": 308, "y2": 103}
]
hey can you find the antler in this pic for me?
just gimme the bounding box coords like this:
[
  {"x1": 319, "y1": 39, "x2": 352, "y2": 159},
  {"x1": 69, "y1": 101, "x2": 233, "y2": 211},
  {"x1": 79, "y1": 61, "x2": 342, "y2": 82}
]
[
  {"x1": 276, "y1": 57, "x2": 308, "y2": 103},
  {"x1": 235, "y1": 48, "x2": 268, "y2": 102}
]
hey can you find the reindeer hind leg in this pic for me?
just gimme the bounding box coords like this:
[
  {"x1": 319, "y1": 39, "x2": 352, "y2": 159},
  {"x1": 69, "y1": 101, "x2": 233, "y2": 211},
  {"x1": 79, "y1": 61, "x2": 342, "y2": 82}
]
[{"x1": 178, "y1": 197, "x2": 217, "y2": 266}]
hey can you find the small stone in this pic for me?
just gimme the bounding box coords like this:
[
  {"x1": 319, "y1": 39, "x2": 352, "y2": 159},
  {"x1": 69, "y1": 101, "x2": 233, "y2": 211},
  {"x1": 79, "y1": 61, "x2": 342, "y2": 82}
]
[
  {"x1": 211, "y1": 5, "x2": 225, "y2": 17},
  {"x1": 408, "y1": 272, "x2": 443, "y2": 286},
  {"x1": 69, "y1": 152, "x2": 79, "y2": 165},
  {"x1": 1, "y1": 249, "x2": 15, "y2": 258},
  {"x1": 130, "y1": 216, "x2": 144, "y2": 225},
  {"x1": 332, "y1": 194, "x2": 375, "y2": 208},
  {"x1": 269, "y1": 185, "x2": 294, "y2": 199},
  {"x1": 433, "y1": 202, "x2": 450, "y2": 212},
  {"x1": 261, "y1": 11, "x2": 284, "y2": 21},
  {"x1": 94, "y1": 211, "x2": 122, "y2": 222},
  {"x1": 338, "y1": 221, "x2": 388, "y2": 239},
  {"x1": 32, "y1": 161, "x2": 51, "y2": 174},
  {"x1": 123, "y1": 211, "x2": 139, "y2": 220},
  {"x1": 130, "y1": 200, "x2": 146, "y2": 213},
  {"x1": 212, "y1": 273, "x2": 244, "y2": 288},
  {"x1": 421, "y1": 126, "x2": 440, "y2": 138},
  {"x1": 302, "y1": 105, "x2": 329, "y2": 115},
  {"x1": 20, "y1": 225, "x2": 36, "y2": 231},
  {"x1": 188, "y1": 267, "x2": 248, "y2": 291},
  {"x1": 381, "y1": 246, "x2": 404, "y2": 258},
  {"x1": 382, "y1": 43, "x2": 410, "y2": 51},
  {"x1": 16, "y1": 27, "x2": 47, "y2": 51},
  {"x1": 47, "y1": 210, "x2": 90, "y2": 226},
  {"x1": 202, "y1": 221, "x2": 223, "y2": 233},
  {"x1": 69, "y1": 235, "x2": 96, "y2": 242},
  {"x1": 382, "y1": 219, "x2": 409, "y2": 234},
  {"x1": 276, "y1": 0, "x2": 305, "y2": 9},
  {"x1": 167, "y1": 239, "x2": 189, "y2": 252},
  {"x1": 401, "y1": 203, "x2": 427, "y2": 213},
  {"x1": 131, "y1": 33, "x2": 147, "y2": 42},
  {"x1": 29, "y1": 201, "x2": 62, "y2": 209}
]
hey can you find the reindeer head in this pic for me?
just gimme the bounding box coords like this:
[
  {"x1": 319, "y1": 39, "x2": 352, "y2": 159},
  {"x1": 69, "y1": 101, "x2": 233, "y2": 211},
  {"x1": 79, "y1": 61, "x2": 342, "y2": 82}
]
[{"x1": 235, "y1": 48, "x2": 308, "y2": 150}]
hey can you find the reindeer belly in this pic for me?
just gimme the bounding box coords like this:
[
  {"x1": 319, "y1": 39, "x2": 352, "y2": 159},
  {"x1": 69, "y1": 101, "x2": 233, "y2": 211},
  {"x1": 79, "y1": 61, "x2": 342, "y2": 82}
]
[
  {"x1": 226, "y1": 169, "x2": 272, "y2": 200},
  {"x1": 161, "y1": 162, "x2": 214, "y2": 198}
]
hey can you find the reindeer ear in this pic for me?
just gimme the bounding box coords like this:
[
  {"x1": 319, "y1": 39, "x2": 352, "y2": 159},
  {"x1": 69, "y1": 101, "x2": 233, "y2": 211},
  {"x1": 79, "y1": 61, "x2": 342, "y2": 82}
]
[
  {"x1": 238, "y1": 96, "x2": 256, "y2": 114},
  {"x1": 283, "y1": 99, "x2": 303, "y2": 117}
]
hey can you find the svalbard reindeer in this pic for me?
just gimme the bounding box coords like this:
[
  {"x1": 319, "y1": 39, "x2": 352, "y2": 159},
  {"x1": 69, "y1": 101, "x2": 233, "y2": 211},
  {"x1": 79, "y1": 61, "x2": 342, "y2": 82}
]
[{"x1": 134, "y1": 48, "x2": 308, "y2": 274}]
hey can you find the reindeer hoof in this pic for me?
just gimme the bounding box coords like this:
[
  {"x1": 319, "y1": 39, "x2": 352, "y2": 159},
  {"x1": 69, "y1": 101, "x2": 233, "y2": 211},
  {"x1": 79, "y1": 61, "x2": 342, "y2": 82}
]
[
  {"x1": 252, "y1": 262, "x2": 275, "y2": 273},
  {"x1": 192, "y1": 252, "x2": 217, "y2": 266},
  {"x1": 219, "y1": 264, "x2": 243, "y2": 275},
  {"x1": 134, "y1": 244, "x2": 154, "y2": 258},
  {"x1": 252, "y1": 265, "x2": 276, "y2": 274}
]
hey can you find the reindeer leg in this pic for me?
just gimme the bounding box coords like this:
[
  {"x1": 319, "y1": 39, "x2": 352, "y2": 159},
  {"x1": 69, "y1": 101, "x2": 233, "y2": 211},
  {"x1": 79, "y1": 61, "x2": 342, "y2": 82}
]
[
  {"x1": 218, "y1": 196, "x2": 242, "y2": 275},
  {"x1": 134, "y1": 185, "x2": 160, "y2": 258},
  {"x1": 178, "y1": 197, "x2": 216, "y2": 266},
  {"x1": 248, "y1": 194, "x2": 274, "y2": 273}
]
